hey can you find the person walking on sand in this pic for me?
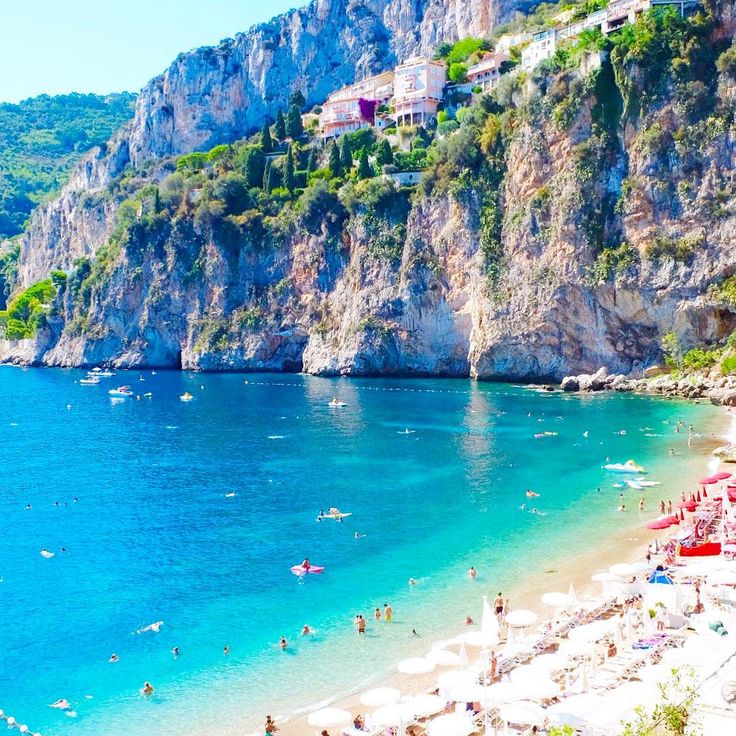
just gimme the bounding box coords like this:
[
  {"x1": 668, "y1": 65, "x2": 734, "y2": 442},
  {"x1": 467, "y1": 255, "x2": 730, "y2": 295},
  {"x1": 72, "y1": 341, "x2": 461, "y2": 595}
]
[
  {"x1": 667, "y1": 500, "x2": 673, "y2": 515},
  {"x1": 660, "y1": 499, "x2": 666, "y2": 514},
  {"x1": 494, "y1": 592, "x2": 504, "y2": 618},
  {"x1": 488, "y1": 650, "x2": 498, "y2": 683},
  {"x1": 384, "y1": 604, "x2": 392, "y2": 622}
]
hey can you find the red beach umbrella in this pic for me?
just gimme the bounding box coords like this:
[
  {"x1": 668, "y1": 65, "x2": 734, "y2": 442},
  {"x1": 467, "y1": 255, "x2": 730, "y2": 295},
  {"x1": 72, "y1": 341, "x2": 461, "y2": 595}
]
[
  {"x1": 647, "y1": 518, "x2": 673, "y2": 530},
  {"x1": 700, "y1": 477, "x2": 719, "y2": 485},
  {"x1": 677, "y1": 501, "x2": 697, "y2": 511},
  {"x1": 696, "y1": 490, "x2": 701, "y2": 502},
  {"x1": 713, "y1": 471, "x2": 732, "y2": 481}
]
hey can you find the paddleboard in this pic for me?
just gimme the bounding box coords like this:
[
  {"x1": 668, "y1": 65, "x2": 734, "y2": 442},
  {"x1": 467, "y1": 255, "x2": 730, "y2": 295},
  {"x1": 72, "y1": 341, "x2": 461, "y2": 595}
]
[{"x1": 291, "y1": 565, "x2": 325, "y2": 576}]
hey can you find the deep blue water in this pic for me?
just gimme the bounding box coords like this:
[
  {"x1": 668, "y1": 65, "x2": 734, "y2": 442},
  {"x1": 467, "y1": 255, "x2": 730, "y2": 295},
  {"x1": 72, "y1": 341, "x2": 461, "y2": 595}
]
[{"x1": 0, "y1": 368, "x2": 724, "y2": 735}]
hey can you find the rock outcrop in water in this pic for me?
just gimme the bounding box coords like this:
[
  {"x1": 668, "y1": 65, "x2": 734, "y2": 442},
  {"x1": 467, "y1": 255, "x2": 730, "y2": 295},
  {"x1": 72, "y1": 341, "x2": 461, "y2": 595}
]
[{"x1": 5, "y1": 1, "x2": 736, "y2": 379}]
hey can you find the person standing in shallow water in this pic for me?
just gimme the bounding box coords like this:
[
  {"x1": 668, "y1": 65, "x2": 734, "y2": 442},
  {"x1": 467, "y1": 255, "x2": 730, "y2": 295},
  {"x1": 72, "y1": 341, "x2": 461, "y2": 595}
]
[
  {"x1": 494, "y1": 592, "x2": 504, "y2": 618},
  {"x1": 384, "y1": 603, "x2": 392, "y2": 622}
]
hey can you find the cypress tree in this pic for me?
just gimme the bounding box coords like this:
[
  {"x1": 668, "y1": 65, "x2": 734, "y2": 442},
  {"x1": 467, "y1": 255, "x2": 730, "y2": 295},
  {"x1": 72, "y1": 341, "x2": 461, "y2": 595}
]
[
  {"x1": 263, "y1": 158, "x2": 274, "y2": 193},
  {"x1": 261, "y1": 123, "x2": 273, "y2": 153},
  {"x1": 358, "y1": 149, "x2": 372, "y2": 179},
  {"x1": 328, "y1": 140, "x2": 342, "y2": 178},
  {"x1": 376, "y1": 139, "x2": 393, "y2": 166},
  {"x1": 274, "y1": 109, "x2": 286, "y2": 140},
  {"x1": 340, "y1": 137, "x2": 353, "y2": 171},
  {"x1": 284, "y1": 146, "x2": 296, "y2": 193},
  {"x1": 307, "y1": 147, "x2": 318, "y2": 173},
  {"x1": 286, "y1": 104, "x2": 304, "y2": 139},
  {"x1": 289, "y1": 90, "x2": 306, "y2": 110}
]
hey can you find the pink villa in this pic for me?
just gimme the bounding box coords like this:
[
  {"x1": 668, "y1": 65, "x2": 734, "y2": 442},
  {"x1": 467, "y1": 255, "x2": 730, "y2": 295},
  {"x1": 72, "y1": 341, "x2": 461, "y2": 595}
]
[
  {"x1": 318, "y1": 70, "x2": 395, "y2": 139},
  {"x1": 466, "y1": 52, "x2": 508, "y2": 92},
  {"x1": 392, "y1": 57, "x2": 446, "y2": 126}
]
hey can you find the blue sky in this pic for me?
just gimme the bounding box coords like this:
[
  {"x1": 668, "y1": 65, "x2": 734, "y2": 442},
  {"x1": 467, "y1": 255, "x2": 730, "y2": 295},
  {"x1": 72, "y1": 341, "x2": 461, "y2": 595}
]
[{"x1": 0, "y1": 0, "x2": 305, "y2": 103}]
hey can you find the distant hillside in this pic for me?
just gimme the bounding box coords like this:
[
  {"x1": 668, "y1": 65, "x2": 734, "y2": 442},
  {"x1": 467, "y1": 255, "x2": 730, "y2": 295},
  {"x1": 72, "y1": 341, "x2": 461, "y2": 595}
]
[{"x1": 0, "y1": 92, "x2": 136, "y2": 238}]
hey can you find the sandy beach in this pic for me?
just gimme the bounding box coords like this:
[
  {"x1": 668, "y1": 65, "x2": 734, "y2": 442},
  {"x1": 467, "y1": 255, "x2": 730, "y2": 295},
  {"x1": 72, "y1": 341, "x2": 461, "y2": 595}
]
[{"x1": 283, "y1": 405, "x2": 734, "y2": 736}]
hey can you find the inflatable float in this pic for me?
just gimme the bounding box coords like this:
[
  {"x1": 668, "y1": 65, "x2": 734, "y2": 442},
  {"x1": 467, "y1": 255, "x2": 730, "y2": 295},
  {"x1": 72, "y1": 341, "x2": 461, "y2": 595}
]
[
  {"x1": 603, "y1": 459, "x2": 646, "y2": 474},
  {"x1": 291, "y1": 564, "x2": 325, "y2": 576}
]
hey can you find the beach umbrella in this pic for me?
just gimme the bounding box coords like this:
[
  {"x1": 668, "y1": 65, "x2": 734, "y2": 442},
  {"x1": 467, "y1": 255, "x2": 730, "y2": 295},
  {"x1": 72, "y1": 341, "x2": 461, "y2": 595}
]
[
  {"x1": 568, "y1": 581, "x2": 578, "y2": 603},
  {"x1": 480, "y1": 594, "x2": 500, "y2": 644},
  {"x1": 567, "y1": 619, "x2": 616, "y2": 642},
  {"x1": 360, "y1": 687, "x2": 401, "y2": 708},
  {"x1": 647, "y1": 517, "x2": 673, "y2": 530},
  {"x1": 405, "y1": 693, "x2": 446, "y2": 718},
  {"x1": 484, "y1": 681, "x2": 528, "y2": 703},
  {"x1": 449, "y1": 682, "x2": 488, "y2": 704},
  {"x1": 708, "y1": 570, "x2": 736, "y2": 586},
  {"x1": 437, "y1": 670, "x2": 476, "y2": 693},
  {"x1": 591, "y1": 571, "x2": 619, "y2": 582},
  {"x1": 308, "y1": 707, "x2": 353, "y2": 728},
  {"x1": 505, "y1": 609, "x2": 538, "y2": 628},
  {"x1": 636, "y1": 663, "x2": 673, "y2": 684},
  {"x1": 371, "y1": 704, "x2": 411, "y2": 727},
  {"x1": 557, "y1": 639, "x2": 595, "y2": 658},
  {"x1": 700, "y1": 476, "x2": 719, "y2": 485},
  {"x1": 541, "y1": 591, "x2": 572, "y2": 608},
  {"x1": 509, "y1": 664, "x2": 550, "y2": 683},
  {"x1": 532, "y1": 652, "x2": 570, "y2": 672},
  {"x1": 519, "y1": 676, "x2": 560, "y2": 701},
  {"x1": 713, "y1": 471, "x2": 732, "y2": 481},
  {"x1": 426, "y1": 648, "x2": 462, "y2": 667},
  {"x1": 458, "y1": 642, "x2": 468, "y2": 667},
  {"x1": 397, "y1": 657, "x2": 436, "y2": 675},
  {"x1": 546, "y1": 693, "x2": 603, "y2": 727},
  {"x1": 609, "y1": 563, "x2": 636, "y2": 577},
  {"x1": 499, "y1": 700, "x2": 546, "y2": 726},
  {"x1": 462, "y1": 630, "x2": 497, "y2": 648},
  {"x1": 427, "y1": 713, "x2": 475, "y2": 736},
  {"x1": 649, "y1": 570, "x2": 674, "y2": 585}
]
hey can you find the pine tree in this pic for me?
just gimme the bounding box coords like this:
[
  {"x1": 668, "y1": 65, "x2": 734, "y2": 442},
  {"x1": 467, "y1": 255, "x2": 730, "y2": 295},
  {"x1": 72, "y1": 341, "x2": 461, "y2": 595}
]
[
  {"x1": 340, "y1": 137, "x2": 353, "y2": 172},
  {"x1": 328, "y1": 140, "x2": 342, "y2": 178},
  {"x1": 153, "y1": 187, "x2": 161, "y2": 214},
  {"x1": 376, "y1": 139, "x2": 393, "y2": 166},
  {"x1": 286, "y1": 105, "x2": 303, "y2": 139},
  {"x1": 358, "y1": 149, "x2": 372, "y2": 179},
  {"x1": 274, "y1": 109, "x2": 286, "y2": 140},
  {"x1": 307, "y1": 147, "x2": 318, "y2": 173},
  {"x1": 284, "y1": 146, "x2": 296, "y2": 193},
  {"x1": 289, "y1": 90, "x2": 306, "y2": 110},
  {"x1": 261, "y1": 123, "x2": 273, "y2": 153},
  {"x1": 263, "y1": 158, "x2": 274, "y2": 193}
]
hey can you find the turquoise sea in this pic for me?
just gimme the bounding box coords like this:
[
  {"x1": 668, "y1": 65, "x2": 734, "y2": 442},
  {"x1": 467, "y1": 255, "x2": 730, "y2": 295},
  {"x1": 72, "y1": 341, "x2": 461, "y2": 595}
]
[{"x1": 0, "y1": 368, "x2": 725, "y2": 735}]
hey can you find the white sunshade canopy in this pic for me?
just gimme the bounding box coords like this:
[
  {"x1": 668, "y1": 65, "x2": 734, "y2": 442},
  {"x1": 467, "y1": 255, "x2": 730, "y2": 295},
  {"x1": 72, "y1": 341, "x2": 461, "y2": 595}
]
[
  {"x1": 483, "y1": 681, "x2": 529, "y2": 704},
  {"x1": 499, "y1": 700, "x2": 546, "y2": 726},
  {"x1": 360, "y1": 687, "x2": 401, "y2": 708},
  {"x1": 427, "y1": 713, "x2": 476, "y2": 736},
  {"x1": 541, "y1": 591, "x2": 572, "y2": 608},
  {"x1": 397, "y1": 657, "x2": 436, "y2": 675},
  {"x1": 505, "y1": 609, "x2": 538, "y2": 628},
  {"x1": 438, "y1": 669, "x2": 476, "y2": 692},
  {"x1": 404, "y1": 693, "x2": 446, "y2": 718},
  {"x1": 371, "y1": 704, "x2": 414, "y2": 727},
  {"x1": 609, "y1": 563, "x2": 637, "y2": 577},
  {"x1": 426, "y1": 649, "x2": 462, "y2": 667},
  {"x1": 308, "y1": 707, "x2": 353, "y2": 728}
]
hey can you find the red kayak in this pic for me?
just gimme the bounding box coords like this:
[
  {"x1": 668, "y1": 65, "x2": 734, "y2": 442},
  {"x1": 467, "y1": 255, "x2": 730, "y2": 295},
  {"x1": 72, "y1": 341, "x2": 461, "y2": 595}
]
[
  {"x1": 291, "y1": 564, "x2": 325, "y2": 576},
  {"x1": 678, "y1": 542, "x2": 721, "y2": 557}
]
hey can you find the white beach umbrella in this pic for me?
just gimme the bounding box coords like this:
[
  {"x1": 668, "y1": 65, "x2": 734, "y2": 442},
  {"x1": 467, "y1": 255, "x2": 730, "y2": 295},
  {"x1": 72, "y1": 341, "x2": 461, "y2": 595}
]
[
  {"x1": 520, "y1": 676, "x2": 560, "y2": 701},
  {"x1": 568, "y1": 581, "x2": 578, "y2": 603},
  {"x1": 567, "y1": 619, "x2": 615, "y2": 642},
  {"x1": 405, "y1": 693, "x2": 446, "y2": 718},
  {"x1": 509, "y1": 664, "x2": 549, "y2": 683},
  {"x1": 610, "y1": 563, "x2": 636, "y2": 578},
  {"x1": 484, "y1": 682, "x2": 528, "y2": 703},
  {"x1": 308, "y1": 707, "x2": 353, "y2": 728},
  {"x1": 438, "y1": 670, "x2": 476, "y2": 692},
  {"x1": 505, "y1": 609, "x2": 538, "y2": 628},
  {"x1": 592, "y1": 571, "x2": 620, "y2": 582},
  {"x1": 636, "y1": 663, "x2": 673, "y2": 685},
  {"x1": 532, "y1": 652, "x2": 571, "y2": 672},
  {"x1": 427, "y1": 713, "x2": 475, "y2": 736},
  {"x1": 499, "y1": 700, "x2": 546, "y2": 726},
  {"x1": 371, "y1": 704, "x2": 412, "y2": 727},
  {"x1": 481, "y1": 594, "x2": 500, "y2": 636},
  {"x1": 462, "y1": 630, "x2": 498, "y2": 648},
  {"x1": 708, "y1": 570, "x2": 736, "y2": 586},
  {"x1": 398, "y1": 657, "x2": 436, "y2": 675},
  {"x1": 557, "y1": 639, "x2": 595, "y2": 659},
  {"x1": 546, "y1": 692, "x2": 603, "y2": 719},
  {"x1": 458, "y1": 642, "x2": 469, "y2": 667},
  {"x1": 360, "y1": 687, "x2": 401, "y2": 708},
  {"x1": 426, "y1": 649, "x2": 462, "y2": 667},
  {"x1": 449, "y1": 682, "x2": 489, "y2": 704},
  {"x1": 607, "y1": 681, "x2": 658, "y2": 708},
  {"x1": 541, "y1": 591, "x2": 572, "y2": 608}
]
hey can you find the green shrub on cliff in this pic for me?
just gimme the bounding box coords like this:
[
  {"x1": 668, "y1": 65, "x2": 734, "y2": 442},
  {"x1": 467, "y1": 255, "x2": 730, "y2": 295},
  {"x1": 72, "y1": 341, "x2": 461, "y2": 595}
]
[
  {"x1": 682, "y1": 347, "x2": 721, "y2": 372},
  {"x1": 721, "y1": 355, "x2": 736, "y2": 376},
  {"x1": 0, "y1": 278, "x2": 56, "y2": 339}
]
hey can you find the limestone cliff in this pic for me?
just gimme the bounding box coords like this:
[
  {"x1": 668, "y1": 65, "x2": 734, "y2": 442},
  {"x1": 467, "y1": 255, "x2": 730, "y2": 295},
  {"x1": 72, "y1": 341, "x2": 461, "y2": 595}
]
[{"x1": 5, "y1": 0, "x2": 736, "y2": 380}]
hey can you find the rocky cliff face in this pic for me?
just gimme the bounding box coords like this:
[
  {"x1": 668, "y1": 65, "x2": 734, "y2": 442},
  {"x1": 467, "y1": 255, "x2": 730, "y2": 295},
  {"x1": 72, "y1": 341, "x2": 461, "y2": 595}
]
[
  {"x1": 14, "y1": 0, "x2": 524, "y2": 288},
  {"x1": 6, "y1": 1, "x2": 736, "y2": 379}
]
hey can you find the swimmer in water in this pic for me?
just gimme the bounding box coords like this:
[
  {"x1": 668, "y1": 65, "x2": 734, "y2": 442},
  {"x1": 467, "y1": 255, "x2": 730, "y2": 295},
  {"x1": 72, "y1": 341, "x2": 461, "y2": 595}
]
[
  {"x1": 40, "y1": 548, "x2": 55, "y2": 559},
  {"x1": 138, "y1": 621, "x2": 163, "y2": 634},
  {"x1": 301, "y1": 558, "x2": 311, "y2": 570},
  {"x1": 618, "y1": 504, "x2": 626, "y2": 512},
  {"x1": 525, "y1": 490, "x2": 540, "y2": 498},
  {"x1": 354, "y1": 531, "x2": 366, "y2": 539},
  {"x1": 49, "y1": 699, "x2": 71, "y2": 710},
  {"x1": 464, "y1": 616, "x2": 474, "y2": 625},
  {"x1": 279, "y1": 636, "x2": 287, "y2": 649},
  {"x1": 639, "y1": 498, "x2": 645, "y2": 511},
  {"x1": 411, "y1": 628, "x2": 418, "y2": 637},
  {"x1": 141, "y1": 682, "x2": 154, "y2": 696},
  {"x1": 24, "y1": 504, "x2": 31, "y2": 510},
  {"x1": 374, "y1": 607, "x2": 382, "y2": 621},
  {"x1": 468, "y1": 566, "x2": 477, "y2": 579},
  {"x1": 109, "y1": 653, "x2": 119, "y2": 663},
  {"x1": 301, "y1": 625, "x2": 312, "y2": 635},
  {"x1": 224, "y1": 645, "x2": 230, "y2": 655},
  {"x1": 409, "y1": 577, "x2": 417, "y2": 585},
  {"x1": 171, "y1": 647, "x2": 180, "y2": 657},
  {"x1": 519, "y1": 503, "x2": 526, "y2": 511}
]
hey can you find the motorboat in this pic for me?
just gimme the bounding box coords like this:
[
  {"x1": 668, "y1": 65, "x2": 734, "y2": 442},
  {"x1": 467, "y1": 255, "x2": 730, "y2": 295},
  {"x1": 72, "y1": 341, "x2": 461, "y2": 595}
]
[
  {"x1": 108, "y1": 386, "x2": 134, "y2": 398},
  {"x1": 603, "y1": 459, "x2": 646, "y2": 474},
  {"x1": 80, "y1": 377, "x2": 100, "y2": 385},
  {"x1": 180, "y1": 392, "x2": 194, "y2": 402},
  {"x1": 328, "y1": 398, "x2": 348, "y2": 407}
]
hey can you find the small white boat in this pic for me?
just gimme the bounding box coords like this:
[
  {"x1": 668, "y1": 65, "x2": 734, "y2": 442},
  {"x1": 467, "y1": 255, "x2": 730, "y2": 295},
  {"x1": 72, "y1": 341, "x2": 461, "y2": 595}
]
[
  {"x1": 180, "y1": 392, "x2": 194, "y2": 402},
  {"x1": 603, "y1": 459, "x2": 646, "y2": 474},
  {"x1": 328, "y1": 398, "x2": 347, "y2": 408},
  {"x1": 636, "y1": 480, "x2": 660, "y2": 487},
  {"x1": 626, "y1": 480, "x2": 644, "y2": 490},
  {"x1": 80, "y1": 377, "x2": 100, "y2": 385},
  {"x1": 109, "y1": 386, "x2": 134, "y2": 398}
]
